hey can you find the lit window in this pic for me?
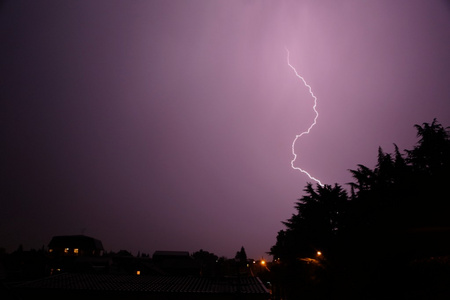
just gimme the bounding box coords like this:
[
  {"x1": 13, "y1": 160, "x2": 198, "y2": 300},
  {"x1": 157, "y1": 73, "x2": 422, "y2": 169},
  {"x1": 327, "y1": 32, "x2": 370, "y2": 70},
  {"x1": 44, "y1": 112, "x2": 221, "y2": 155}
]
[
  {"x1": 49, "y1": 249, "x2": 53, "y2": 253},
  {"x1": 64, "y1": 248, "x2": 69, "y2": 253},
  {"x1": 74, "y1": 248, "x2": 79, "y2": 255},
  {"x1": 136, "y1": 271, "x2": 141, "y2": 275}
]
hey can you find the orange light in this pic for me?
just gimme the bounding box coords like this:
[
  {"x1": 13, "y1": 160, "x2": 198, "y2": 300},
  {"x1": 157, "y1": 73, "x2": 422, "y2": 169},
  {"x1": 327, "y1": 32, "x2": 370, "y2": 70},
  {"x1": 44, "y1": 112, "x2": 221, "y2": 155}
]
[
  {"x1": 261, "y1": 260, "x2": 266, "y2": 265},
  {"x1": 317, "y1": 251, "x2": 322, "y2": 256},
  {"x1": 136, "y1": 270, "x2": 141, "y2": 275}
]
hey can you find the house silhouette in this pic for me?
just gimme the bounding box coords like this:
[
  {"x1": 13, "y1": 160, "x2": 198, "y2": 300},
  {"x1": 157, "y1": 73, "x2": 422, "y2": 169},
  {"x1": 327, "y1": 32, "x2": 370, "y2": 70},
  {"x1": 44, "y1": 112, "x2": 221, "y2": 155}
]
[{"x1": 48, "y1": 235, "x2": 104, "y2": 257}]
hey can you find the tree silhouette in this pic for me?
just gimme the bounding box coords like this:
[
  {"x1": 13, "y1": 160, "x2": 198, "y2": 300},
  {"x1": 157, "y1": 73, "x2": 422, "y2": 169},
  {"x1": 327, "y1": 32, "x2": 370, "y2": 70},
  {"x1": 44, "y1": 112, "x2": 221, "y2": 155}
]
[
  {"x1": 270, "y1": 119, "x2": 450, "y2": 299},
  {"x1": 405, "y1": 119, "x2": 450, "y2": 227},
  {"x1": 270, "y1": 183, "x2": 348, "y2": 261},
  {"x1": 407, "y1": 118, "x2": 450, "y2": 176},
  {"x1": 235, "y1": 246, "x2": 247, "y2": 263},
  {"x1": 192, "y1": 249, "x2": 218, "y2": 277}
]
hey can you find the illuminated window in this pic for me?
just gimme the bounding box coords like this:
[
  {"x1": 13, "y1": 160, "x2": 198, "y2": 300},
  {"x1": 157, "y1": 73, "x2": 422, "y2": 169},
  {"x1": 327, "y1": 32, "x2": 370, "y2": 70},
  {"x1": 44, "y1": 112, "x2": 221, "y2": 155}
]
[
  {"x1": 64, "y1": 248, "x2": 69, "y2": 253},
  {"x1": 136, "y1": 271, "x2": 141, "y2": 275},
  {"x1": 74, "y1": 248, "x2": 79, "y2": 255},
  {"x1": 48, "y1": 249, "x2": 53, "y2": 253}
]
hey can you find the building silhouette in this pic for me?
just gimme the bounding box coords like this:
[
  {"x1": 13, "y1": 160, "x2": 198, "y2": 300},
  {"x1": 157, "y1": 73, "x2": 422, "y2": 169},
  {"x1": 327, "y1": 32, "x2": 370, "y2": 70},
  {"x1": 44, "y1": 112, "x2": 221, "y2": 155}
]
[{"x1": 48, "y1": 235, "x2": 104, "y2": 257}]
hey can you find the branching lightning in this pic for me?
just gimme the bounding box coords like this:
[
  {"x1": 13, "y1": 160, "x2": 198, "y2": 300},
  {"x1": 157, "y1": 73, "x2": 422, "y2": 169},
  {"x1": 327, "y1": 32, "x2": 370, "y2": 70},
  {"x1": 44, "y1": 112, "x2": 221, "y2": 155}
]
[{"x1": 286, "y1": 48, "x2": 324, "y2": 187}]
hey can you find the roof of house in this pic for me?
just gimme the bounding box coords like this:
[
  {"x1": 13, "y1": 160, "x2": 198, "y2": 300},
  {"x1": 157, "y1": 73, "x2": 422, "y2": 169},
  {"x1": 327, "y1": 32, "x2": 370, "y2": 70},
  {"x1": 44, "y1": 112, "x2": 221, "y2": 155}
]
[
  {"x1": 15, "y1": 273, "x2": 269, "y2": 294},
  {"x1": 48, "y1": 235, "x2": 104, "y2": 250}
]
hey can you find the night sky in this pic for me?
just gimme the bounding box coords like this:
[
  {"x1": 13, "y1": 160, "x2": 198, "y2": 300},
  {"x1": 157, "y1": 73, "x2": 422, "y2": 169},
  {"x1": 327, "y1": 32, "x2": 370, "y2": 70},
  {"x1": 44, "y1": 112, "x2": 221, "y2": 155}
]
[{"x1": 1, "y1": 0, "x2": 450, "y2": 259}]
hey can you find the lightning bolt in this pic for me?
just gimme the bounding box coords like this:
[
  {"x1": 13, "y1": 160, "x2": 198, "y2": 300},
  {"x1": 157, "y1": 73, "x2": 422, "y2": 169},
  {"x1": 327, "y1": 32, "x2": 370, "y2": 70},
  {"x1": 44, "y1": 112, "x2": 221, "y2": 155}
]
[{"x1": 286, "y1": 48, "x2": 324, "y2": 187}]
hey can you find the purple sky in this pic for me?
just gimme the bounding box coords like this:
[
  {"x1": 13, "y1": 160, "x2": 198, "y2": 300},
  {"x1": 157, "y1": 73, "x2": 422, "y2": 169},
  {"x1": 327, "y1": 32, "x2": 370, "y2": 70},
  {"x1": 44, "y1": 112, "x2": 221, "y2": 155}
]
[{"x1": 1, "y1": 0, "x2": 450, "y2": 259}]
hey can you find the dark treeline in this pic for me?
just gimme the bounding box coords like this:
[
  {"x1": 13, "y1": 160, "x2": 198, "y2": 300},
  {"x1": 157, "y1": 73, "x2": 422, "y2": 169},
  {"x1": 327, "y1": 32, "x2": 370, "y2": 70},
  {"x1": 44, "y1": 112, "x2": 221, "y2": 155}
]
[{"x1": 269, "y1": 119, "x2": 450, "y2": 299}]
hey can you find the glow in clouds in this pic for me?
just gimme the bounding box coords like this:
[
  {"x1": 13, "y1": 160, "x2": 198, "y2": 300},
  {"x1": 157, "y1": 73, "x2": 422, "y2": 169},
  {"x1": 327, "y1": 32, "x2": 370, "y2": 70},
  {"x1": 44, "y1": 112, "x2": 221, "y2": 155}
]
[{"x1": 286, "y1": 48, "x2": 324, "y2": 187}]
